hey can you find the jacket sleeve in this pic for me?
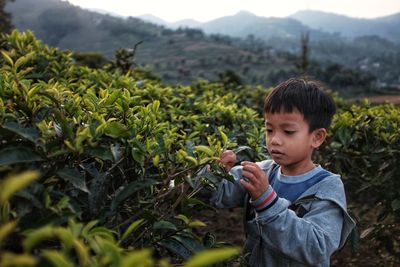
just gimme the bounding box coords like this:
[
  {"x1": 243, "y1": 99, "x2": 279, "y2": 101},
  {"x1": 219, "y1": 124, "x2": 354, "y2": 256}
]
[
  {"x1": 210, "y1": 165, "x2": 247, "y2": 208},
  {"x1": 253, "y1": 186, "x2": 343, "y2": 265}
]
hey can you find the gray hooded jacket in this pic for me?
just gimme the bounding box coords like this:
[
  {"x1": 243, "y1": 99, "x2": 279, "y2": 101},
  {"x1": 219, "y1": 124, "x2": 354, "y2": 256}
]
[{"x1": 210, "y1": 160, "x2": 356, "y2": 267}]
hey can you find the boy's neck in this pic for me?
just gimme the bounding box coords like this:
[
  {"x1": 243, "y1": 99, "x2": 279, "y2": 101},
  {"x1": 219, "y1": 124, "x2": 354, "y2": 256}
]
[{"x1": 280, "y1": 160, "x2": 316, "y2": 176}]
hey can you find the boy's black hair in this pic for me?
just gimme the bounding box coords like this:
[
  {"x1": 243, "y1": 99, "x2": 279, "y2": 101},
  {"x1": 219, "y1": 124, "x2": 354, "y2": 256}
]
[{"x1": 264, "y1": 78, "x2": 336, "y2": 132}]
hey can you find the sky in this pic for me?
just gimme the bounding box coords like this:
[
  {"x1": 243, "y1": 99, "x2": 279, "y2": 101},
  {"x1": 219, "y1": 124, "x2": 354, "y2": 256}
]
[{"x1": 65, "y1": 0, "x2": 400, "y2": 22}]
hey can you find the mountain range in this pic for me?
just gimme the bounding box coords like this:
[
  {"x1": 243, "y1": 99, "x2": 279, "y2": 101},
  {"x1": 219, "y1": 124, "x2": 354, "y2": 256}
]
[
  {"x1": 136, "y1": 10, "x2": 400, "y2": 43},
  {"x1": 5, "y1": 0, "x2": 400, "y2": 91}
]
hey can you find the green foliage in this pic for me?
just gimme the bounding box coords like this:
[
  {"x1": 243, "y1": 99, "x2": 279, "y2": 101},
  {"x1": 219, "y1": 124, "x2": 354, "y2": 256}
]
[
  {"x1": 184, "y1": 247, "x2": 240, "y2": 267},
  {"x1": 315, "y1": 100, "x2": 400, "y2": 259},
  {"x1": 1, "y1": 29, "x2": 399, "y2": 265},
  {"x1": 71, "y1": 52, "x2": 108, "y2": 69},
  {"x1": 0, "y1": 30, "x2": 259, "y2": 265},
  {"x1": 318, "y1": 101, "x2": 400, "y2": 212}
]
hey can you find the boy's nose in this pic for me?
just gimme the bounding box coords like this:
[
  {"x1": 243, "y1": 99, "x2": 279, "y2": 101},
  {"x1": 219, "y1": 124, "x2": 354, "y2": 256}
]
[{"x1": 270, "y1": 135, "x2": 282, "y2": 145}]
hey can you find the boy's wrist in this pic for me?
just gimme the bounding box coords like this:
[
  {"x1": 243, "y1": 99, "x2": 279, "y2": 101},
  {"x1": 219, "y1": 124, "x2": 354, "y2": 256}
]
[{"x1": 250, "y1": 185, "x2": 278, "y2": 212}]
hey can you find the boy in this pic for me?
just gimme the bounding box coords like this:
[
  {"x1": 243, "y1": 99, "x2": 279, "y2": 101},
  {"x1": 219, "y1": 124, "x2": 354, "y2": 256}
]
[{"x1": 211, "y1": 78, "x2": 355, "y2": 266}]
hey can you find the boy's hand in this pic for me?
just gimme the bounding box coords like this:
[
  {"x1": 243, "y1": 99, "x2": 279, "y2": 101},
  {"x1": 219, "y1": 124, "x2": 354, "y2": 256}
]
[
  {"x1": 219, "y1": 150, "x2": 236, "y2": 172},
  {"x1": 240, "y1": 161, "x2": 269, "y2": 200}
]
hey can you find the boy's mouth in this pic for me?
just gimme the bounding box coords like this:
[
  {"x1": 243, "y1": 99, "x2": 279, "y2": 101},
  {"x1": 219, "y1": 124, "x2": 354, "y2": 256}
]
[{"x1": 270, "y1": 150, "x2": 285, "y2": 157}]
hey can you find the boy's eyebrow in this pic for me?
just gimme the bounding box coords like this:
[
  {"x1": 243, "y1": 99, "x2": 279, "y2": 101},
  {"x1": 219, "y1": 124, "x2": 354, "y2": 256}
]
[{"x1": 265, "y1": 121, "x2": 299, "y2": 127}]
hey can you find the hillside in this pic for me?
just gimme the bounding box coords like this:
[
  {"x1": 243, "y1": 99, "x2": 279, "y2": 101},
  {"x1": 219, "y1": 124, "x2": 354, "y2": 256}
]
[
  {"x1": 138, "y1": 9, "x2": 400, "y2": 44},
  {"x1": 3, "y1": 0, "x2": 302, "y2": 87},
  {"x1": 290, "y1": 10, "x2": 400, "y2": 43},
  {"x1": 192, "y1": 11, "x2": 334, "y2": 42},
  {"x1": 5, "y1": 0, "x2": 400, "y2": 92}
]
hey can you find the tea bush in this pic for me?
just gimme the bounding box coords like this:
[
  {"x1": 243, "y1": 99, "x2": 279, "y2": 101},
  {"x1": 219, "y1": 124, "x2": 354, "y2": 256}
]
[
  {"x1": 0, "y1": 30, "x2": 262, "y2": 266},
  {"x1": 316, "y1": 101, "x2": 400, "y2": 259}
]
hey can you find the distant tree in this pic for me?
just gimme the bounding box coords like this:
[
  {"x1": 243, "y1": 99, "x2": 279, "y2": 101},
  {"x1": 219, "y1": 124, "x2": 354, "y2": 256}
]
[
  {"x1": 38, "y1": 8, "x2": 81, "y2": 46},
  {"x1": 113, "y1": 41, "x2": 143, "y2": 73},
  {"x1": 184, "y1": 28, "x2": 204, "y2": 38},
  {"x1": 323, "y1": 63, "x2": 376, "y2": 88},
  {"x1": 178, "y1": 67, "x2": 190, "y2": 77},
  {"x1": 242, "y1": 65, "x2": 250, "y2": 75},
  {"x1": 295, "y1": 32, "x2": 310, "y2": 75},
  {"x1": 0, "y1": 0, "x2": 14, "y2": 33},
  {"x1": 199, "y1": 58, "x2": 207, "y2": 67},
  {"x1": 72, "y1": 52, "x2": 109, "y2": 69},
  {"x1": 218, "y1": 70, "x2": 242, "y2": 87}
]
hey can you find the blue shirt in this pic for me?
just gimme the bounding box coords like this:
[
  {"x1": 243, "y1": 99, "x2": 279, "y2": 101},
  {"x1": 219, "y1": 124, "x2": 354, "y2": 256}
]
[{"x1": 269, "y1": 165, "x2": 332, "y2": 203}]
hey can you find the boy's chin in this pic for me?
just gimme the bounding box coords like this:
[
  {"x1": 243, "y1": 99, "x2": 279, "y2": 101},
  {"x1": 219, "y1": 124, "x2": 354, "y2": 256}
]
[{"x1": 270, "y1": 155, "x2": 286, "y2": 164}]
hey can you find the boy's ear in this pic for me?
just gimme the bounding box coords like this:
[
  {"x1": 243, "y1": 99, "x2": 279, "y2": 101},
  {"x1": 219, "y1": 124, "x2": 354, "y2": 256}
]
[{"x1": 311, "y1": 128, "x2": 327, "y2": 149}]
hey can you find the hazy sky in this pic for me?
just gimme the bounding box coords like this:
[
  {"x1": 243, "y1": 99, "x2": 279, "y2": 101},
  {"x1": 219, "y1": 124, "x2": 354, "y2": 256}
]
[{"x1": 66, "y1": 0, "x2": 400, "y2": 22}]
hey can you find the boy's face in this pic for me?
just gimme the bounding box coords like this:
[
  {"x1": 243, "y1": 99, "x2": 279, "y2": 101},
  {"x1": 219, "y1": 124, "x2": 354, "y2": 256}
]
[{"x1": 264, "y1": 111, "x2": 326, "y2": 175}]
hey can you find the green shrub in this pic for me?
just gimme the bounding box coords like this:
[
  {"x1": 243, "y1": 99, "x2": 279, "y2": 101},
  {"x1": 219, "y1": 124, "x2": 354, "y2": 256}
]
[{"x1": 0, "y1": 30, "x2": 253, "y2": 266}]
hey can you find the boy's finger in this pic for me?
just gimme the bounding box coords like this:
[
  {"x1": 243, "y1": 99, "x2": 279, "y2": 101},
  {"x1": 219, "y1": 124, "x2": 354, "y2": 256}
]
[
  {"x1": 242, "y1": 170, "x2": 257, "y2": 183},
  {"x1": 239, "y1": 178, "x2": 254, "y2": 191},
  {"x1": 241, "y1": 161, "x2": 259, "y2": 167},
  {"x1": 242, "y1": 163, "x2": 262, "y2": 176},
  {"x1": 220, "y1": 157, "x2": 234, "y2": 165}
]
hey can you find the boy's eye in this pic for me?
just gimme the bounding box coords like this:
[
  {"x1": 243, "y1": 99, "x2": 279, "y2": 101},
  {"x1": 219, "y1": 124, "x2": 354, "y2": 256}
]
[
  {"x1": 266, "y1": 129, "x2": 273, "y2": 133},
  {"x1": 285, "y1": 130, "x2": 295, "y2": 135}
]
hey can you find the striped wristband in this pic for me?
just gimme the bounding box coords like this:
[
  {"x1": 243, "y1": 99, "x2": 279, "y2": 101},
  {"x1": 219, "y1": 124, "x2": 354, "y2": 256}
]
[{"x1": 250, "y1": 186, "x2": 278, "y2": 212}]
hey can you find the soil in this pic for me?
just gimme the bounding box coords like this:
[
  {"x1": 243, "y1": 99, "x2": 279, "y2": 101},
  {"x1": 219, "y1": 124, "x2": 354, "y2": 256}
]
[{"x1": 364, "y1": 95, "x2": 400, "y2": 104}]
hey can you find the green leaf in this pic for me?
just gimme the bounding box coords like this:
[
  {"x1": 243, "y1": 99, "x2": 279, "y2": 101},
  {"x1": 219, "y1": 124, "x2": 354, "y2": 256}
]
[
  {"x1": 88, "y1": 147, "x2": 114, "y2": 161},
  {"x1": 14, "y1": 52, "x2": 35, "y2": 70},
  {"x1": 175, "y1": 214, "x2": 190, "y2": 225},
  {"x1": 153, "y1": 220, "x2": 178, "y2": 231},
  {"x1": 392, "y1": 199, "x2": 400, "y2": 211},
  {"x1": 0, "y1": 147, "x2": 44, "y2": 166},
  {"x1": 56, "y1": 196, "x2": 70, "y2": 210},
  {"x1": 42, "y1": 250, "x2": 74, "y2": 267},
  {"x1": 203, "y1": 233, "x2": 216, "y2": 248},
  {"x1": 184, "y1": 247, "x2": 240, "y2": 267},
  {"x1": 23, "y1": 226, "x2": 54, "y2": 251},
  {"x1": 172, "y1": 234, "x2": 204, "y2": 253},
  {"x1": 105, "y1": 89, "x2": 122, "y2": 106},
  {"x1": 88, "y1": 227, "x2": 116, "y2": 241},
  {"x1": 73, "y1": 239, "x2": 91, "y2": 267},
  {"x1": 152, "y1": 154, "x2": 160, "y2": 167},
  {"x1": 81, "y1": 220, "x2": 99, "y2": 237},
  {"x1": 121, "y1": 249, "x2": 153, "y2": 267},
  {"x1": 185, "y1": 198, "x2": 216, "y2": 211},
  {"x1": 14, "y1": 188, "x2": 44, "y2": 209},
  {"x1": 0, "y1": 220, "x2": 18, "y2": 247},
  {"x1": 159, "y1": 238, "x2": 191, "y2": 260},
  {"x1": 119, "y1": 219, "x2": 144, "y2": 243},
  {"x1": 111, "y1": 179, "x2": 158, "y2": 211},
  {"x1": 53, "y1": 227, "x2": 74, "y2": 250},
  {"x1": 97, "y1": 239, "x2": 121, "y2": 264},
  {"x1": 2, "y1": 121, "x2": 40, "y2": 143},
  {"x1": 152, "y1": 100, "x2": 160, "y2": 112},
  {"x1": 194, "y1": 145, "x2": 214, "y2": 157},
  {"x1": 57, "y1": 168, "x2": 90, "y2": 193},
  {"x1": 0, "y1": 252, "x2": 37, "y2": 266},
  {"x1": 1, "y1": 51, "x2": 14, "y2": 66},
  {"x1": 1, "y1": 201, "x2": 10, "y2": 223},
  {"x1": 131, "y1": 147, "x2": 144, "y2": 164},
  {"x1": 202, "y1": 172, "x2": 222, "y2": 186},
  {"x1": 219, "y1": 128, "x2": 228, "y2": 146},
  {"x1": 188, "y1": 220, "x2": 206, "y2": 228},
  {"x1": 0, "y1": 171, "x2": 40, "y2": 204},
  {"x1": 104, "y1": 121, "x2": 129, "y2": 138}
]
